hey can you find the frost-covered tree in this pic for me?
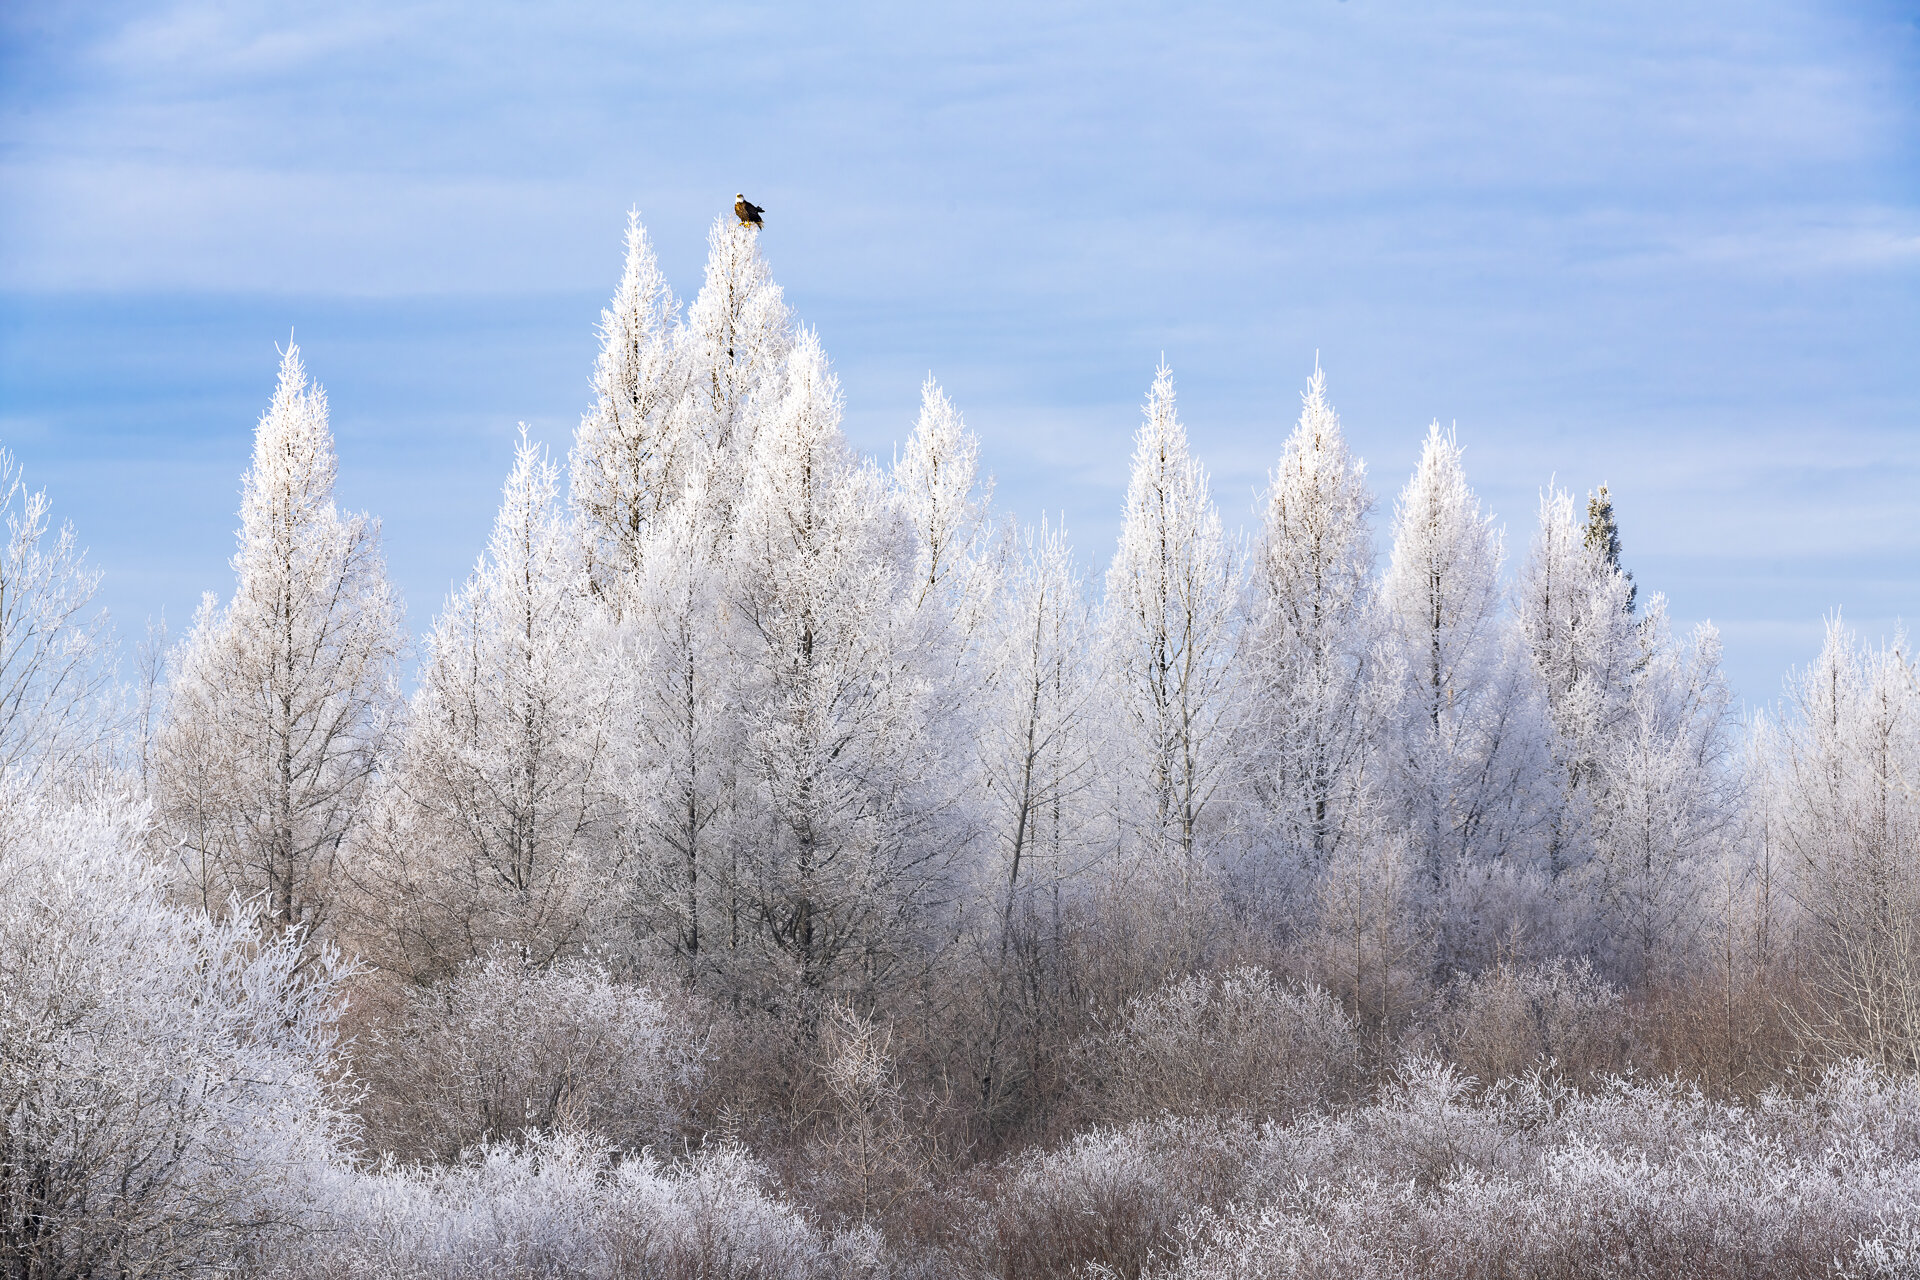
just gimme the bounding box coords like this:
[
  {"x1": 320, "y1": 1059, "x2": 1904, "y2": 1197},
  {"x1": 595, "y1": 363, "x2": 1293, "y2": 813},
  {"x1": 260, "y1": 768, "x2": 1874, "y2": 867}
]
[
  {"x1": 130, "y1": 614, "x2": 168, "y2": 791},
  {"x1": 1245, "y1": 363, "x2": 1381, "y2": 892},
  {"x1": 371, "y1": 432, "x2": 615, "y2": 974},
  {"x1": 1584, "y1": 483, "x2": 1635, "y2": 614},
  {"x1": 1587, "y1": 598, "x2": 1738, "y2": 982},
  {"x1": 682, "y1": 216, "x2": 792, "y2": 534},
  {"x1": 0, "y1": 794, "x2": 349, "y2": 1276},
  {"x1": 893, "y1": 376, "x2": 994, "y2": 617},
  {"x1": 726, "y1": 330, "x2": 949, "y2": 1004},
  {"x1": 1382, "y1": 424, "x2": 1551, "y2": 957},
  {"x1": 1514, "y1": 485, "x2": 1639, "y2": 735},
  {"x1": 1513, "y1": 484, "x2": 1640, "y2": 881},
  {"x1": 1104, "y1": 363, "x2": 1244, "y2": 885},
  {"x1": 980, "y1": 517, "x2": 1098, "y2": 930},
  {"x1": 1770, "y1": 618, "x2": 1920, "y2": 1068},
  {"x1": 570, "y1": 210, "x2": 689, "y2": 602},
  {"x1": 810, "y1": 1005, "x2": 925, "y2": 1227},
  {"x1": 0, "y1": 449, "x2": 115, "y2": 794},
  {"x1": 613, "y1": 465, "x2": 738, "y2": 981},
  {"x1": 974, "y1": 516, "x2": 1099, "y2": 1115},
  {"x1": 890, "y1": 376, "x2": 999, "y2": 874},
  {"x1": 1305, "y1": 831, "x2": 1430, "y2": 1033},
  {"x1": 154, "y1": 346, "x2": 402, "y2": 937}
]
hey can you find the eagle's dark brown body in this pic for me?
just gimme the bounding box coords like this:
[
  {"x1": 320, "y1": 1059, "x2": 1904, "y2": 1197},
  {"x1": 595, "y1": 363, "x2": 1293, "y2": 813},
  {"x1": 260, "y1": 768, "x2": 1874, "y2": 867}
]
[{"x1": 734, "y1": 195, "x2": 764, "y2": 227}]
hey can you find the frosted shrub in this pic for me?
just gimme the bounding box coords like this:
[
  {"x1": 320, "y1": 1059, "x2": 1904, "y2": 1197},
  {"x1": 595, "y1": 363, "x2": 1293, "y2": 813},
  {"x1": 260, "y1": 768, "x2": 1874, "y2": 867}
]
[
  {"x1": 991, "y1": 1116, "x2": 1260, "y2": 1280},
  {"x1": 358, "y1": 952, "x2": 707, "y2": 1160},
  {"x1": 1079, "y1": 967, "x2": 1358, "y2": 1124},
  {"x1": 802, "y1": 1006, "x2": 928, "y2": 1228},
  {"x1": 275, "y1": 1134, "x2": 879, "y2": 1280},
  {"x1": 990, "y1": 1059, "x2": 1904, "y2": 1280},
  {"x1": 1841, "y1": 1221, "x2": 1920, "y2": 1280},
  {"x1": 1435, "y1": 957, "x2": 1631, "y2": 1086},
  {"x1": 971, "y1": 1061, "x2": 1920, "y2": 1279},
  {"x1": 1348, "y1": 1056, "x2": 1530, "y2": 1189},
  {"x1": 1156, "y1": 1063, "x2": 1920, "y2": 1280},
  {"x1": 0, "y1": 795, "x2": 349, "y2": 1276}
]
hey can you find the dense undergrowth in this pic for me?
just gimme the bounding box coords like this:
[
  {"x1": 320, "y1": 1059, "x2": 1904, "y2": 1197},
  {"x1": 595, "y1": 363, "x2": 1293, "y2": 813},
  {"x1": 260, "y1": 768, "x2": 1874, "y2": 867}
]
[{"x1": 8, "y1": 792, "x2": 1917, "y2": 1279}]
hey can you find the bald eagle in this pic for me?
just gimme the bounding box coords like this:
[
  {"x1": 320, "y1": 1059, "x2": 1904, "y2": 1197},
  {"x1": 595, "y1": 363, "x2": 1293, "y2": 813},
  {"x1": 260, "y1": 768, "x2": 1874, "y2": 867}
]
[{"x1": 734, "y1": 194, "x2": 764, "y2": 228}]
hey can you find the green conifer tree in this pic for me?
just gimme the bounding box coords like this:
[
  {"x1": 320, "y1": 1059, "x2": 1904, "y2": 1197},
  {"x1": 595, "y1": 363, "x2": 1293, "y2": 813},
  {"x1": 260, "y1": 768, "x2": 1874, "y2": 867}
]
[{"x1": 1585, "y1": 484, "x2": 1636, "y2": 613}]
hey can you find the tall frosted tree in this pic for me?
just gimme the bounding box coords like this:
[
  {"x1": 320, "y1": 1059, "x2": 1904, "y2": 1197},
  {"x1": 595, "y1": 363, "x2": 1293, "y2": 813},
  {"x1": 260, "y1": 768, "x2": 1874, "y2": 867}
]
[
  {"x1": 893, "y1": 376, "x2": 993, "y2": 616},
  {"x1": 726, "y1": 329, "x2": 947, "y2": 1004},
  {"x1": 889, "y1": 376, "x2": 998, "y2": 780},
  {"x1": 1245, "y1": 363, "x2": 1381, "y2": 891},
  {"x1": 682, "y1": 216, "x2": 792, "y2": 534},
  {"x1": 1587, "y1": 598, "x2": 1737, "y2": 982},
  {"x1": 980, "y1": 516, "x2": 1097, "y2": 931},
  {"x1": 1768, "y1": 618, "x2": 1920, "y2": 1068},
  {"x1": 1104, "y1": 363, "x2": 1243, "y2": 900},
  {"x1": 371, "y1": 432, "x2": 615, "y2": 975},
  {"x1": 613, "y1": 463, "x2": 737, "y2": 981},
  {"x1": 973, "y1": 515, "x2": 1098, "y2": 1118},
  {"x1": 1381, "y1": 424, "x2": 1550, "y2": 945},
  {"x1": 154, "y1": 345, "x2": 402, "y2": 937},
  {"x1": 1515, "y1": 485, "x2": 1639, "y2": 726},
  {"x1": 0, "y1": 449, "x2": 115, "y2": 794},
  {"x1": 570, "y1": 211, "x2": 688, "y2": 603},
  {"x1": 1513, "y1": 484, "x2": 1640, "y2": 881},
  {"x1": 890, "y1": 376, "x2": 999, "y2": 891}
]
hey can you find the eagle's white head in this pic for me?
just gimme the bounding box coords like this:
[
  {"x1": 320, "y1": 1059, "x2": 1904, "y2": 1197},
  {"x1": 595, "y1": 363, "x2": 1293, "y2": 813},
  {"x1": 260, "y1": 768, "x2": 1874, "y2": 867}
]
[{"x1": 735, "y1": 193, "x2": 746, "y2": 200}]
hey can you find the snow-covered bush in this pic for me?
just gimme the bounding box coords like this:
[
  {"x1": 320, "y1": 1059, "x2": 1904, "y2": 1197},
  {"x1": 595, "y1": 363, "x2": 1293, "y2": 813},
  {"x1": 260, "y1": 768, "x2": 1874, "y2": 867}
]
[
  {"x1": 989, "y1": 1116, "x2": 1260, "y2": 1280},
  {"x1": 1841, "y1": 1221, "x2": 1920, "y2": 1280},
  {"x1": 0, "y1": 795, "x2": 349, "y2": 1276},
  {"x1": 1434, "y1": 957, "x2": 1631, "y2": 1086},
  {"x1": 971, "y1": 1060, "x2": 1920, "y2": 1280},
  {"x1": 270, "y1": 1134, "x2": 881, "y2": 1280},
  {"x1": 1155, "y1": 1062, "x2": 1920, "y2": 1279},
  {"x1": 1077, "y1": 967, "x2": 1358, "y2": 1124},
  {"x1": 356, "y1": 952, "x2": 708, "y2": 1161},
  {"x1": 797, "y1": 1006, "x2": 930, "y2": 1230}
]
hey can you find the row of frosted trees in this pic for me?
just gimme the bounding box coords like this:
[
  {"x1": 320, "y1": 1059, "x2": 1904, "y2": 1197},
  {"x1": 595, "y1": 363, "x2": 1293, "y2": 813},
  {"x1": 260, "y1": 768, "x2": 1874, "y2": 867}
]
[
  {"x1": 5, "y1": 209, "x2": 1920, "y2": 1276},
  {"x1": 109, "y1": 211, "x2": 1920, "y2": 1075}
]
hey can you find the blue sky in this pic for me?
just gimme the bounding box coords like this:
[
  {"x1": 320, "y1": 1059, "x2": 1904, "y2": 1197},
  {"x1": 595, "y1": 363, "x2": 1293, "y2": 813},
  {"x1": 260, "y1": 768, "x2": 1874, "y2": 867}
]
[{"x1": 1, "y1": 0, "x2": 1915, "y2": 704}]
